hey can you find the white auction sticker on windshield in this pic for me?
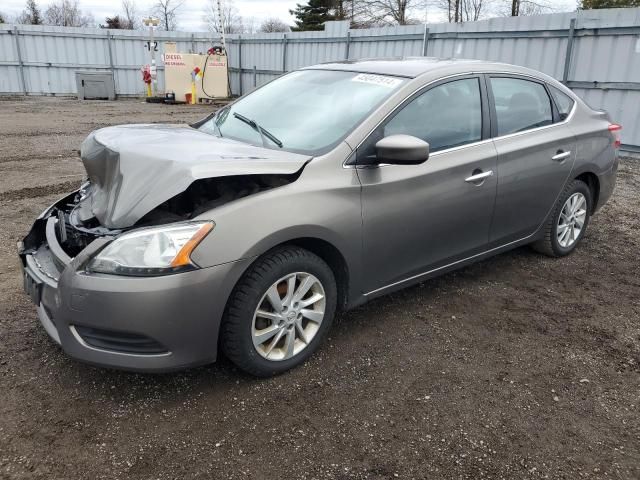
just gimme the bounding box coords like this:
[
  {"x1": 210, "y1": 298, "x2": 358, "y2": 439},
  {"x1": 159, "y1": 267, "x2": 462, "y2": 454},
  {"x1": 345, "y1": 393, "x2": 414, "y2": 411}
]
[{"x1": 351, "y1": 73, "x2": 403, "y2": 88}]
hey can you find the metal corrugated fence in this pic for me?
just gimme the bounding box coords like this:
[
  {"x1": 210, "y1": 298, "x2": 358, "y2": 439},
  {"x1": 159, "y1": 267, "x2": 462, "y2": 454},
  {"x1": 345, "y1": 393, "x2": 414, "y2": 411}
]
[
  {"x1": 1, "y1": 8, "x2": 639, "y2": 150},
  {"x1": 0, "y1": 25, "x2": 214, "y2": 95}
]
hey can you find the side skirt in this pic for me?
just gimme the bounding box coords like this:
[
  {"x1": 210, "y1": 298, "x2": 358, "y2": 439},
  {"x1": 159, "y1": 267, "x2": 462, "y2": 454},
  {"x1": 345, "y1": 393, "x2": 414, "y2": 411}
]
[{"x1": 359, "y1": 233, "x2": 541, "y2": 302}]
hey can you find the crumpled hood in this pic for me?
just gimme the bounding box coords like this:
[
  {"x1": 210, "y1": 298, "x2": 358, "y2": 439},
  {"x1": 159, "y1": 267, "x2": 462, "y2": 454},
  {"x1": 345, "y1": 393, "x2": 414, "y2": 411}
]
[{"x1": 79, "y1": 124, "x2": 311, "y2": 228}]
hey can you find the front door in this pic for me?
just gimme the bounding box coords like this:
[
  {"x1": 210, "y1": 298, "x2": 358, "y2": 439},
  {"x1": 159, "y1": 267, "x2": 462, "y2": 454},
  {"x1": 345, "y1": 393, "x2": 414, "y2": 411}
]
[{"x1": 356, "y1": 76, "x2": 498, "y2": 295}]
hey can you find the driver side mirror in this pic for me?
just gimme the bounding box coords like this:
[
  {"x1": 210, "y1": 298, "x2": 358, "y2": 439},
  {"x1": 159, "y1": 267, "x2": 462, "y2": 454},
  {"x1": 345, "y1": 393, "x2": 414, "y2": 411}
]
[{"x1": 375, "y1": 135, "x2": 430, "y2": 165}]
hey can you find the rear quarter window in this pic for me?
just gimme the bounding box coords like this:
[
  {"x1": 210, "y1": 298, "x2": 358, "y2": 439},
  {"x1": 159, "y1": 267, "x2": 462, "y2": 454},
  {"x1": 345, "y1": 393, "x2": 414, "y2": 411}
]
[{"x1": 548, "y1": 85, "x2": 575, "y2": 121}]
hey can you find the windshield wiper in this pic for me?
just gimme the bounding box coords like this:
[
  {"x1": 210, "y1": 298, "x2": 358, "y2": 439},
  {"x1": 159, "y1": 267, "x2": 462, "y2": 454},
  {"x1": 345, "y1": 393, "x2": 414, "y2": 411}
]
[
  {"x1": 211, "y1": 105, "x2": 230, "y2": 138},
  {"x1": 232, "y1": 112, "x2": 283, "y2": 148}
]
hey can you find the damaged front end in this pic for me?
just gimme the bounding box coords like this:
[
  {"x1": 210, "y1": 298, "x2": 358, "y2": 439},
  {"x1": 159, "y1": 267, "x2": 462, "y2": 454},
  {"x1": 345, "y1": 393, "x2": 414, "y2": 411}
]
[
  {"x1": 17, "y1": 187, "x2": 111, "y2": 347},
  {"x1": 17, "y1": 171, "x2": 299, "y2": 358},
  {"x1": 16, "y1": 178, "x2": 259, "y2": 368},
  {"x1": 19, "y1": 185, "x2": 118, "y2": 267},
  {"x1": 21, "y1": 122, "x2": 310, "y2": 265},
  {"x1": 16, "y1": 122, "x2": 311, "y2": 370},
  {"x1": 79, "y1": 125, "x2": 311, "y2": 229},
  {"x1": 20, "y1": 171, "x2": 301, "y2": 270}
]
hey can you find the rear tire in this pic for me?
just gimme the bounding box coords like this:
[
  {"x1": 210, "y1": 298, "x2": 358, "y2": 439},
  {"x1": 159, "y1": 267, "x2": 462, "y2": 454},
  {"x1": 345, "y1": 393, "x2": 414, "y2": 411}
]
[
  {"x1": 221, "y1": 246, "x2": 337, "y2": 377},
  {"x1": 532, "y1": 179, "x2": 592, "y2": 257}
]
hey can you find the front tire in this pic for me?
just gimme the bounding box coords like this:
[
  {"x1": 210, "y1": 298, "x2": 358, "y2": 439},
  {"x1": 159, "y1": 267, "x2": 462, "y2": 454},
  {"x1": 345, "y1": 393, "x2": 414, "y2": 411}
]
[
  {"x1": 221, "y1": 246, "x2": 337, "y2": 377},
  {"x1": 532, "y1": 179, "x2": 592, "y2": 257}
]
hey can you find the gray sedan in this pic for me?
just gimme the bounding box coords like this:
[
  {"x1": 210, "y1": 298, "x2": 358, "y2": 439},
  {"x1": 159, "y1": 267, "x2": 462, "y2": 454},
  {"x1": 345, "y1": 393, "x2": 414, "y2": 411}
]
[{"x1": 19, "y1": 58, "x2": 620, "y2": 376}]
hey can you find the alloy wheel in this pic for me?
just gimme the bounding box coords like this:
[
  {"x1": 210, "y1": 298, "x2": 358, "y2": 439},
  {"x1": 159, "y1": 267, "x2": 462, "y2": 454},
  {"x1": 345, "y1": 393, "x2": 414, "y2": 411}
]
[
  {"x1": 252, "y1": 272, "x2": 326, "y2": 361},
  {"x1": 557, "y1": 192, "x2": 587, "y2": 248}
]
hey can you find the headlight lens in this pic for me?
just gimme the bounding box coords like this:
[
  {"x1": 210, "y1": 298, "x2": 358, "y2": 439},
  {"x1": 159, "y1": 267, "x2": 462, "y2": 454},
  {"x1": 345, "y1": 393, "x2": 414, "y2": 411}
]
[{"x1": 88, "y1": 222, "x2": 214, "y2": 276}]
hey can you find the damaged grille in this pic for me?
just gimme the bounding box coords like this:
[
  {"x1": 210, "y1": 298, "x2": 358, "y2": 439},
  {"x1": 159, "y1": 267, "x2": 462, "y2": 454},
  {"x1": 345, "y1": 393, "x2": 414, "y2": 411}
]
[{"x1": 56, "y1": 207, "x2": 103, "y2": 258}]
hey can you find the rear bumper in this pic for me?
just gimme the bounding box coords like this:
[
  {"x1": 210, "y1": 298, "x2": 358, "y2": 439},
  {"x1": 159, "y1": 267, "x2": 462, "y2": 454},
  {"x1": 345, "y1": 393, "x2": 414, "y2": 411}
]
[{"x1": 19, "y1": 201, "x2": 252, "y2": 372}]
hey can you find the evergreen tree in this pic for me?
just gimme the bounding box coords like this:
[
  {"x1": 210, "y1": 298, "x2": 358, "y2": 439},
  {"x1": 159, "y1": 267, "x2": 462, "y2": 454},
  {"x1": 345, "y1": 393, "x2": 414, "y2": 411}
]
[
  {"x1": 580, "y1": 0, "x2": 640, "y2": 7},
  {"x1": 290, "y1": 0, "x2": 337, "y2": 31},
  {"x1": 102, "y1": 15, "x2": 124, "y2": 29}
]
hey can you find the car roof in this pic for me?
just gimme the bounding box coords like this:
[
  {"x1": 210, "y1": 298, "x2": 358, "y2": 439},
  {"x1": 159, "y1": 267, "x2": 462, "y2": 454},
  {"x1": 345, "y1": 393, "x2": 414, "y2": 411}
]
[{"x1": 304, "y1": 57, "x2": 537, "y2": 79}]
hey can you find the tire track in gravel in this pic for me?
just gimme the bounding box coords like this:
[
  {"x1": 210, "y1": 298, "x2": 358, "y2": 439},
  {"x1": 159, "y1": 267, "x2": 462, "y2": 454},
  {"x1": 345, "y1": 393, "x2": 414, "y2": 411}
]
[
  {"x1": 0, "y1": 152, "x2": 80, "y2": 164},
  {"x1": 0, "y1": 180, "x2": 82, "y2": 201},
  {"x1": 2, "y1": 131, "x2": 72, "y2": 138}
]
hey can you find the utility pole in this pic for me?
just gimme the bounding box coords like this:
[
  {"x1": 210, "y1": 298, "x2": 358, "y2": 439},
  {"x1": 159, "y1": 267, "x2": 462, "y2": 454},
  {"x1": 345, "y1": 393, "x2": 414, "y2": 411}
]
[
  {"x1": 143, "y1": 17, "x2": 160, "y2": 96},
  {"x1": 216, "y1": 0, "x2": 227, "y2": 53}
]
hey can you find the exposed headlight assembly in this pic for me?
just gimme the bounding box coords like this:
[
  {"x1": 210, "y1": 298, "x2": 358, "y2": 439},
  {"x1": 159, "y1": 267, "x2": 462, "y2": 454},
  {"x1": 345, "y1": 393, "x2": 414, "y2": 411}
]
[{"x1": 88, "y1": 222, "x2": 214, "y2": 276}]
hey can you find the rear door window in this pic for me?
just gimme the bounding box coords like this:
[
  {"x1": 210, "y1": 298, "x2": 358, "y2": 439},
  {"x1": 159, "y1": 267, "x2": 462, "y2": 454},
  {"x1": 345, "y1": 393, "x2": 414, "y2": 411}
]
[
  {"x1": 548, "y1": 85, "x2": 575, "y2": 121},
  {"x1": 490, "y1": 77, "x2": 553, "y2": 136}
]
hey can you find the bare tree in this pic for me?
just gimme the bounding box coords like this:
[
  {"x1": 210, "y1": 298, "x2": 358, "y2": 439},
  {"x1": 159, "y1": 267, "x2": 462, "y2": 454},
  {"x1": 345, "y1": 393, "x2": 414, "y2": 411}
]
[
  {"x1": 461, "y1": 0, "x2": 487, "y2": 21},
  {"x1": 435, "y1": 0, "x2": 463, "y2": 22},
  {"x1": 508, "y1": 0, "x2": 554, "y2": 16},
  {"x1": 436, "y1": 0, "x2": 559, "y2": 22},
  {"x1": 204, "y1": 0, "x2": 256, "y2": 34},
  {"x1": 16, "y1": 0, "x2": 44, "y2": 25},
  {"x1": 341, "y1": 0, "x2": 386, "y2": 27},
  {"x1": 436, "y1": 0, "x2": 495, "y2": 22},
  {"x1": 0, "y1": 12, "x2": 6, "y2": 23},
  {"x1": 357, "y1": 0, "x2": 428, "y2": 25},
  {"x1": 44, "y1": 0, "x2": 94, "y2": 27},
  {"x1": 259, "y1": 17, "x2": 291, "y2": 33},
  {"x1": 152, "y1": 0, "x2": 184, "y2": 31},
  {"x1": 121, "y1": 0, "x2": 137, "y2": 29}
]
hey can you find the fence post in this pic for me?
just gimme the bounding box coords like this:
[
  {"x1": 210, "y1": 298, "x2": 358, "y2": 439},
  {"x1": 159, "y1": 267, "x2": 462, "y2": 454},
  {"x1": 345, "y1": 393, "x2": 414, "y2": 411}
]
[
  {"x1": 191, "y1": 33, "x2": 195, "y2": 53},
  {"x1": 345, "y1": 31, "x2": 351, "y2": 60},
  {"x1": 12, "y1": 26, "x2": 27, "y2": 95},
  {"x1": 106, "y1": 31, "x2": 116, "y2": 94},
  {"x1": 238, "y1": 36, "x2": 243, "y2": 96},
  {"x1": 562, "y1": 18, "x2": 576, "y2": 84},
  {"x1": 422, "y1": 25, "x2": 430, "y2": 56},
  {"x1": 253, "y1": 65, "x2": 257, "y2": 88},
  {"x1": 282, "y1": 33, "x2": 288, "y2": 72}
]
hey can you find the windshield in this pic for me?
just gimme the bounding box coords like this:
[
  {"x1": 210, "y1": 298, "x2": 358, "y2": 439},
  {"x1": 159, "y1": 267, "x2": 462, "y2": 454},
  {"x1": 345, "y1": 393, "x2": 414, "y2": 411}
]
[{"x1": 198, "y1": 70, "x2": 406, "y2": 155}]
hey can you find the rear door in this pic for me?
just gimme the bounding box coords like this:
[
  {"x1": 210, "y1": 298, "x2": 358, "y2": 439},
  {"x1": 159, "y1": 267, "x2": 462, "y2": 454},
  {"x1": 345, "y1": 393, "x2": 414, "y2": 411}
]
[
  {"x1": 487, "y1": 75, "x2": 576, "y2": 246},
  {"x1": 357, "y1": 75, "x2": 498, "y2": 294}
]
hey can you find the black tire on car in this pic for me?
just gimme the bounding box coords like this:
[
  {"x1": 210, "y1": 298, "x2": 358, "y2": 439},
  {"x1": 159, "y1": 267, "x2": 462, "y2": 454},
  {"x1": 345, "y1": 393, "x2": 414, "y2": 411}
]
[
  {"x1": 532, "y1": 179, "x2": 592, "y2": 257},
  {"x1": 221, "y1": 246, "x2": 337, "y2": 377}
]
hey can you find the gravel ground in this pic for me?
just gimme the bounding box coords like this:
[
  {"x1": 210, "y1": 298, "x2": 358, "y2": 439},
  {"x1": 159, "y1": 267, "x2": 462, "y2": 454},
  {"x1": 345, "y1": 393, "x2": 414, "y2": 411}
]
[{"x1": 0, "y1": 97, "x2": 638, "y2": 480}]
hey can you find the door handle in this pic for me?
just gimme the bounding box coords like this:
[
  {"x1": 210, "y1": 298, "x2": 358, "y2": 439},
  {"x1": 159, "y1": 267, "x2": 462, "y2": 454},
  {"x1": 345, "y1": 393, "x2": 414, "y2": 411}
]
[
  {"x1": 465, "y1": 170, "x2": 493, "y2": 183},
  {"x1": 552, "y1": 150, "x2": 571, "y2": 161}
]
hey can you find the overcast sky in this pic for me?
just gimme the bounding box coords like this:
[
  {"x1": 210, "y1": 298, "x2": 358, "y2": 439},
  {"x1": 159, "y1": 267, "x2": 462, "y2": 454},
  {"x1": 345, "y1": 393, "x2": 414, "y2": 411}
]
[
  {"x1": 2, "y1": 0, "x2": 577, "y2": 31},
  {"x1": 1, "y1": 0, "x2": 299, "y2": 30}
]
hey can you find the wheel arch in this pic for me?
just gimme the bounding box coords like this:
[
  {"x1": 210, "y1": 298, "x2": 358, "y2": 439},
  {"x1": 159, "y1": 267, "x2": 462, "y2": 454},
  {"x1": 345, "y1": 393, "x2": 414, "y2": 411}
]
[
  {"x1": 283, "y1": 237, "x2": 350, "y2": 311},
  {"x1": 574, "y1": 171, "x2": 600, "y2": 213},
  {"x1": 228, "y1": 227, "x2": 356, "y2": 313}
]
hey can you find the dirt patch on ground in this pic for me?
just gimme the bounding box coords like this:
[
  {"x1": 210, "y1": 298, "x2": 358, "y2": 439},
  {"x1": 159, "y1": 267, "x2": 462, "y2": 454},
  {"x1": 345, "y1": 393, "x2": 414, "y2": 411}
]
[{"x1": 0, "y1": 97, "x2": 638, "y2": 479}]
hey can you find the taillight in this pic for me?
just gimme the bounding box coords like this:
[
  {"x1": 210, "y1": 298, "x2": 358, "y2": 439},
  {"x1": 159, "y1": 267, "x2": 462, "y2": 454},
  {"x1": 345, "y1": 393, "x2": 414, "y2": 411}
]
[{"x1": 609, "y1": 124, "x2": 622, "y2": 149}]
